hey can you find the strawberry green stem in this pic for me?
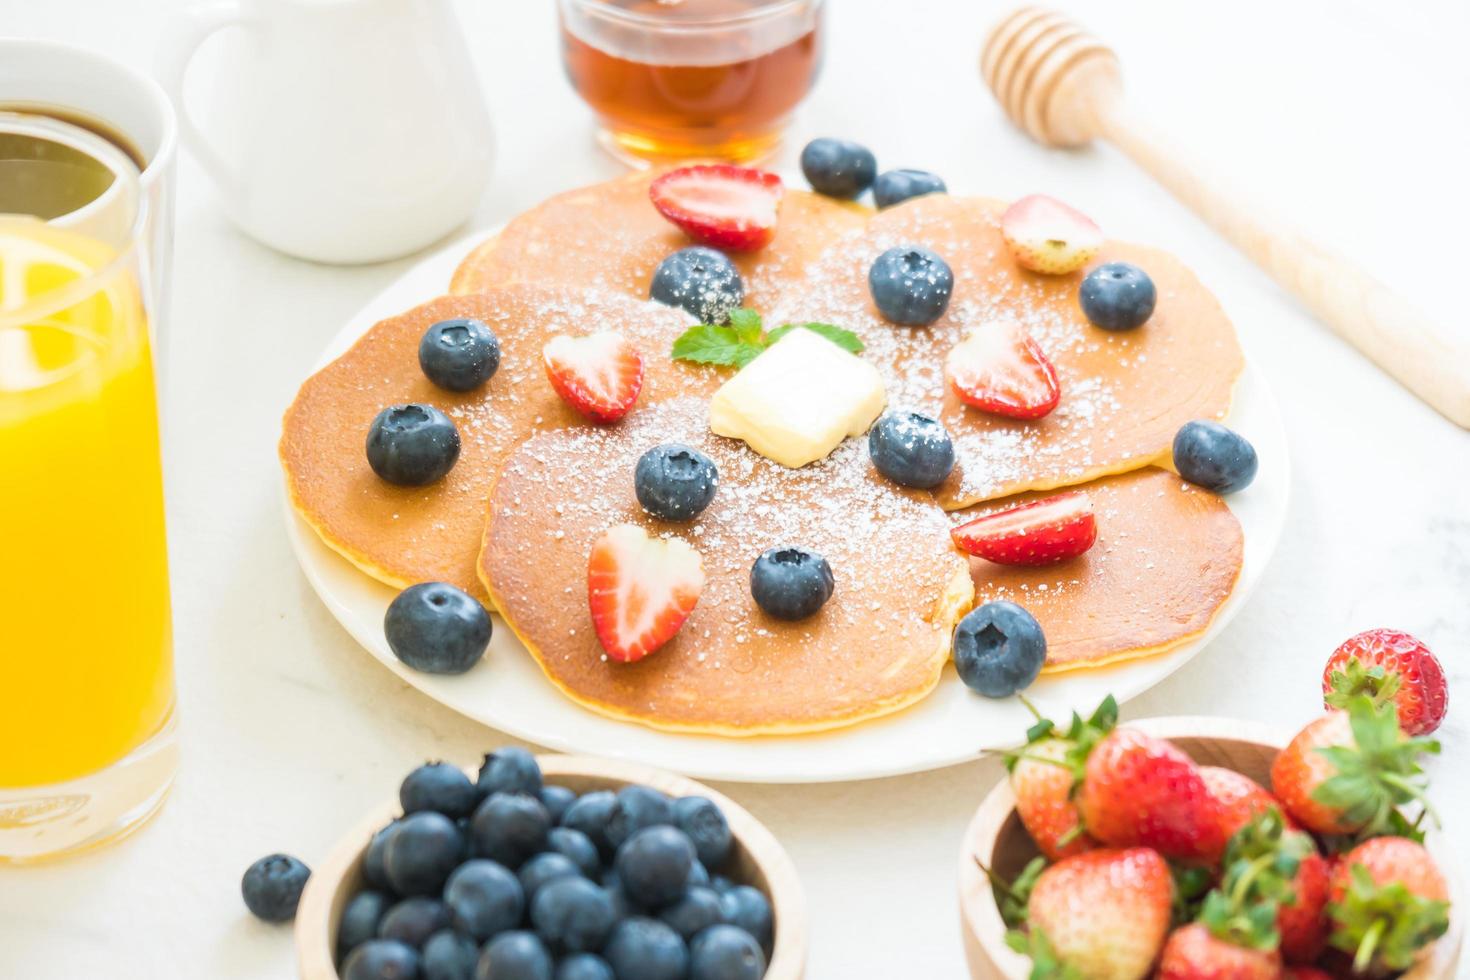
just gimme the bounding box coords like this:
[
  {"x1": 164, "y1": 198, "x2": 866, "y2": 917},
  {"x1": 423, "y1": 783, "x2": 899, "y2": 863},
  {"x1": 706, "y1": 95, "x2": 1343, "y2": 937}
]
[{"x1": 1355, "y1": 917, "x2": 1387, "y2": 974}]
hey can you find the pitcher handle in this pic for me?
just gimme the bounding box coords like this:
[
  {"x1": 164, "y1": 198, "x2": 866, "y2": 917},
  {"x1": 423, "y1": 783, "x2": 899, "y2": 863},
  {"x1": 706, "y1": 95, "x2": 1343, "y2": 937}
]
[{"x1": 155, "y1": 1, "x2": 255, "y2": 198}]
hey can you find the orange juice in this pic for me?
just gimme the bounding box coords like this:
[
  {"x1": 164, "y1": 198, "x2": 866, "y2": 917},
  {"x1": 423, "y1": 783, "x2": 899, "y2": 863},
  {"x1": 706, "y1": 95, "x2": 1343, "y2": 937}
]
[{"x1": 0, "y1": 219, "x2": 172, "y2": 787}]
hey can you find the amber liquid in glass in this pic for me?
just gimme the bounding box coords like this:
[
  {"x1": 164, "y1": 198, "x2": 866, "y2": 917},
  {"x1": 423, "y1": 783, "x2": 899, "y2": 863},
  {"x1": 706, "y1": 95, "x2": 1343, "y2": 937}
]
[{"x1": 561, "y1": 0, "x2": 823, "y2": 163}]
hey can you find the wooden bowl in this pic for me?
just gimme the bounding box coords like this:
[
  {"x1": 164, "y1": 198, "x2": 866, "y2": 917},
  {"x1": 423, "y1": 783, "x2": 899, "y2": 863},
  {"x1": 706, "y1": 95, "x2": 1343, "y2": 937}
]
[
  {"x1": 957, "y1": 716, "x2": 1465, "y2": 979},
  {"x1": 296, "y1": 754, "x2": 806, "y2": 979}
]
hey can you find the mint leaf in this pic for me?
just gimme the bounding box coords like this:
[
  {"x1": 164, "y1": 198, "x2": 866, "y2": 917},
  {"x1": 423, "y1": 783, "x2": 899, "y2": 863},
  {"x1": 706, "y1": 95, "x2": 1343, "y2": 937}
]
[
  {"x1": 670, "y1": 325, "x2": 759, "y2": 367},
  {"x1": 766, "y1": 321, "x2": 865, "y2": 353},
  {"x1": 728, "y1": 308, "x2": 764, "y2": 345}
]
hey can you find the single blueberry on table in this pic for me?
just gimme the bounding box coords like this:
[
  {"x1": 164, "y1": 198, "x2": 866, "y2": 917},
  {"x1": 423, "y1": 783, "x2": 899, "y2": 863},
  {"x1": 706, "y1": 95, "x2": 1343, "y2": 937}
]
[
  {"x1": 672, "y1": 796, "x2": 732, "y2": 870},
  {"x1": 750, "y1": 546, "x2": 835, "y2": 621},
  {"x1": 366, "y1": 403, "x2": 461, "y2": 486},
  {"x1": 476, "y1": 747, "x2": 543, "y2": 799},
  {"x1": 659, "y1": 885, "x2": 725, "y2": 941},
  {"x1": 1079, "y1": 261, "x2": 1156, "y2": 331},
  {"x1": 538, "y1": 784, "x2": 576, "y2": 825},
  {"x1": 476, "y1": 930, "x2": 552, "y2": 980},
  {"x1": 422, "y1": 929, "x2": 479, "y2": 980},
  {"x1": 649, "y1": 246, "x2": 745, "y2": 325},
  {"x1": 241, "y1": 853, "x2": 311, "y2": 923},
  {"x1": 872, "y1": 168, "x2": 947, "y2": 209},
  {"x1": 471, "y1": 792, "x2": 551, "y2": 868},
  {"x1": 518, "y1": 851, "x2": 582, "y2": 903},
  {"x1": 378, "y1": 897, "x2": 450, "y2": 949},
  {"x1": 339, "y1": 890, "x2": 393, "y2": 957},
  {"x1": 559, "y1": 789, "x2": 618, "y2": 859},
  {"x1": 868, "y1": 245, "x2": 954, "y2": 326},
  {"x1": 383, "y1": 811, "x2": 464, "y2": 897},
  {"x1": 689, "y1": 923, "x2": 767, "y2": 980},
  {"x1": 717, "y1": 886, "x2": 774, "y2": 954},
  {"x1": 554, "y1": 953, "x2": 614, "y2": 980},
  {"x1": 799, "y1": 137, "x2": 878, "y2": 199},
  {"x1": 384, "y1": 582, "x2": 491, "y2": 676},
  {"x1": 615, "y1": 825, "x2": 697, "y2": 909},
  {"x1": 342, "y1": 939, "x2": 422, "y2": 980},
  {"x1": 867, "y1": 410, "x2": 955, "y2": 489},
  {"x1": 530, "y1": 875, "x2": 618, "y2": 952},
  {"x1": 1173, "y1": 420, "x2": 1258, "y2": 494},
  {"x1": 634, "y1": 443, "x2": 719, "y2": 522},
  {"x1": 419, "y1": 317, "x2": 501, "y2": 392},
  {"x1": 953, "y1": 600, "x2": 1047, "y2": 697},
  {"x1": 606, "y1": 784, "x2": 675, "y2": 851},
  {"x1": 444, "y1": 859, "x2": 524, "y2": 941},
  {"x1": 604, "y1": 918, "x2": 690, "y2": 980},
  {"x1": 400, "y1": 762, "x2": 478, "y2": 819},
  {"x1": 546, "y1": 826, "x2": 601, "y2": 878}
]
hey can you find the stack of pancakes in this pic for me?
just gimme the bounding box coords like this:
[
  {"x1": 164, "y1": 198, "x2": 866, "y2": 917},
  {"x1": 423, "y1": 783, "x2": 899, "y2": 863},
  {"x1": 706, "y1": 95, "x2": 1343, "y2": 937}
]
[{"x1": 280, "y1": 171, "x2": 1244, "y2": 735}]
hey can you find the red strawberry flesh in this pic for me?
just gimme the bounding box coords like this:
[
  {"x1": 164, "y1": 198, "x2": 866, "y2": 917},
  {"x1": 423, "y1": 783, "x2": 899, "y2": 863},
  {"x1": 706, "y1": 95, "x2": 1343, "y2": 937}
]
[
  {"x1": 543, "y1": 332, "x2": 645, "y2": 424},
  {"x1": 587, "y1": 524, "x2": 704, "y2": 663},
  {"x1": 951, "y1": 492, "x2": 1096, "y2": 566},
  {"x1": 649, "y1": 164, "x2": 783, "y2": 252},
  {"x1": 945, "y1": 319, "x2": 1061, "y2": 419}
]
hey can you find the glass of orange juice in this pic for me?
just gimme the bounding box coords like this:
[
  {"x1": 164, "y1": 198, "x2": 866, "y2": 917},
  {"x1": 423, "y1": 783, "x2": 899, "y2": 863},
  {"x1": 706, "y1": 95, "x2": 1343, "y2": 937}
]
[{"x1": 0, "y1": 112, "x2": 175, "y2": 862}]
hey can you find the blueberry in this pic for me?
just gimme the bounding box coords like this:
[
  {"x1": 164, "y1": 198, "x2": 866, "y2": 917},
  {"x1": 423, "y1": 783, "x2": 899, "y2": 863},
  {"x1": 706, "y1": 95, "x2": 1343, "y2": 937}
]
[
  {"x1": 750, "y1": 546, "x2": 834, "y2": 621},
  {"x1": 649, "y1": 246, "x2": 744, "y2": 325},
  {"x1": 709, "y1": 875, "x2": 735, "y2": 895},
  {"x1": 384, "y1": 583, "x2": 491, "y2": 676},
  {"x1": 615, "y1": 825, "x2": 696, "y2": 909},
  {"x1": 518, "y1": 852, "x2": 582, "y2": 902},
  {"x1": 546, "y1": 827, "x2": 601, "y2": 878},
  {"x1": 799, "y1": 137, "x2": 877, "y2": 199},
  {"x1": 419, "y1": 318, "x2": 501, "y2": 392},
  {"x1": 872, "y1": 168, "x2": 947, "y2": 209},
  {"x1": 867, "y1": 410, "x2": 955, "y2": 489},
  {"x1": 559, "y1": 790, "x2": 618, "y2": 859},
  {"x1": 476, "y1": 747, "x2": 543, "y2": 799},
  {"x1": 634, "y1": 444, "x2": 719, "y2": 522},
  {"x1": 343, "y1": 939, "x2": 422, "y2": 980},
  {"x1": 539, "y1": 785, "x2": 576, "y2": 825},
  {"x1": 422, "y1": 930, "x2": 479, "y2": 980},
  {"x1": 471, "y1": 793, "x2": 551, "y2": 868},
  {"x1": 379, "y1": 897, "x2": 450, "y2": 949},
  {"x1": 241, "y1": 853, "x2": 310, "y2": 923},
  {"x1": 953, "y1": 600, "x2": 1047, "y2": 697},
  {"x1": 401, "y1": 762, "x2": 478, "y2": 819},
  {"x1": 868, "y1": 246, "x2": 953, "y2": 326},
  {"x1": 555, "y1": 953, "x2": 614, "y2": 980},
  {"x1": 686, "y1": 861, "x2": 711, "y2": 888},
  {"x1": 444, "y1": 859, "x2": 524, "y2": 941},
  {"x1": 476, "y1": 931, "x2": 552, "y2": 980},
  {"x1": 671, "y1": 797, "x2": 732, "y2": 870},
  {"x1": 659, "y1": 886, "x2": 725, "y2": 941},
  {"x1": 384, "y1": 812, "x2": 464, "y2": 897},
  {"x1": 363, "y1": 821, "x2": 400, "y2": 892},
  {"x1": 603, "y1": 875, "x2": 642, "y2": 920},
  {"x1": 606, "y1": 785, "x2": 675, "y2": 851},
  {"x1": 1079, "y1": 261, "x2": 1156, "y2": 331},
  {"x1": 690, "y1": 924, "x2": 766, "y2": 980},
  {"x1": 530, "y1": 876, "x2": 617, "y2": 952},
  {"x1": 366, "y1": 403, "x2": 461, "y2": 486},
  {"x1": 1172, "y1": 420, "x2": 1257, "y2": 494},
  {"x1": 717, "y1": 887, "x2": 773, "y2": 954},
  {"x1": 340, "y1": 891, "x2": 393, "y2": 957},
  {"x1": 604, "y1": 918, "x2": 690, "y2": 980}
]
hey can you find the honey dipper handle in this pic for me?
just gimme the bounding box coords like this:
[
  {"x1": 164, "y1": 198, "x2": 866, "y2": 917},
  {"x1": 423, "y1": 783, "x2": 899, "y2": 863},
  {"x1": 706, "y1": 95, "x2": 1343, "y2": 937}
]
[{"x1": 1092, "y1": 99, "x2": 1470, "y2": 429}]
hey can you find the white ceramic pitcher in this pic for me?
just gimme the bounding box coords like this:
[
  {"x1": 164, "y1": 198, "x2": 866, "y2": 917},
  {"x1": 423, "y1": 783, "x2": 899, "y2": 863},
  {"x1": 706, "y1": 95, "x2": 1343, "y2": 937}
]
[{"x1": 158, "y1": 0, "x2": 495, "y2": 264}]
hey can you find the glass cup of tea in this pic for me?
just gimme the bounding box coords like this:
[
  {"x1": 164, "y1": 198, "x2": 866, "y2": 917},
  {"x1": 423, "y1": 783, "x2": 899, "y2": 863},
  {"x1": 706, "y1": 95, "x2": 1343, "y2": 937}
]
[
  {"x1": 558, "y1": 0, "x2": 826, "y2": 166},
  {"x1": 0, "y1": 112, "x2": 176, "y2": 863}
]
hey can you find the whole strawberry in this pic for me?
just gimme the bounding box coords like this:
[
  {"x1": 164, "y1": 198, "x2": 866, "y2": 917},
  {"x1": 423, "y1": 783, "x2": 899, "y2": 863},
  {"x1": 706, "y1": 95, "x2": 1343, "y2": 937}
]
[
  {"x1": 1156, "y1": 923, "x2": 1282, "y2": 980},
  {"x1": 1200, "y1": 765, "x2": 1296, "y2": 842},
  {"x1": 1024, "y1": 847, "x2": 1173, "y2": 980},
  {"x1": 1270, "y1": 697, "x2": 1438, "y2": 836},
  {"x1": 1327, "y1": 836, "x2": 1450, "y2": 975},
  {"x1": 1323, "y1": 628, "x2": 1448, "y2": 736},
  {"x1": 1079, "y1": 728, "x2": 1225, "y2": 863},
  {"x1": 1005, "y1": 696, "x2": 1117, "y2": 861}
]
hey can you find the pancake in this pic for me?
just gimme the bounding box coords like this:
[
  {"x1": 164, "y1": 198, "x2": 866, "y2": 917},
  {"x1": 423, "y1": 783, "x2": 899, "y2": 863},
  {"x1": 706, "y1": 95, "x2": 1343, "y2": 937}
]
[
  {"x1": 449, "y1": 169, "x2": 870, "y2": 314},
  {"x1": 768, "y1": 194, "x2": 1244, "y2": 509},
  {"x1": 280, "y1": 286, "x2": 722, "y2": 602},
  {"x1": 478, "y1": 398, "x2": 976, "y2": 735},
  {"x1": 964, "y1": 467, "x2": 1244, "y2": 670}
]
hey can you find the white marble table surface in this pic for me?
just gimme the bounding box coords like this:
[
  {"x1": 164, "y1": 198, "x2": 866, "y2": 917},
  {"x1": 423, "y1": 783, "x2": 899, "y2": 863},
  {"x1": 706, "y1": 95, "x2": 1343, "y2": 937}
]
[{"x1": 2, "y1": 0, "x2": 1467, "y2": 976}]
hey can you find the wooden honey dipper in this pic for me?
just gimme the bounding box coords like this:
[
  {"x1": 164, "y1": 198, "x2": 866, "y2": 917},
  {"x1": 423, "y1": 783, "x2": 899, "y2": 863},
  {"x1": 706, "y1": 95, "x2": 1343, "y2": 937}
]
[{"x1": 981, "y1": 7, "x2": 1470, "y2": 428}]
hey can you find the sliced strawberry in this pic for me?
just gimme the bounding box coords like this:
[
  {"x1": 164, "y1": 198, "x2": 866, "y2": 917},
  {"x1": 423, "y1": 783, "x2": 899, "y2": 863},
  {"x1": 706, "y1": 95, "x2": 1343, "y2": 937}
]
[
  {"x1": 587, "y1": 524, "x2": 705, "y2": 663},
  {"x1": 543, "y1": 332, "x2": 645, "y2": 424},
  {"x1": 649, "y1": 164, "x2": 784, "y2": 252},
  {"x1": 945, "y1": 320, "x2": 1061, "y2": 419},
  {"x1": 1000, "y1": 194, "x2": 1103, "y2": 274},
  {"x1": 951, "y1": 492, "x2": 1095, "y2": 566}
]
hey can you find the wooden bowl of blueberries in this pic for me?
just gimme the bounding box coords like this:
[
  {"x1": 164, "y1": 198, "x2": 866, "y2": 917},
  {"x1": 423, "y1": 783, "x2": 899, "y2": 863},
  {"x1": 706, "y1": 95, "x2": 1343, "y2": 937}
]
[{"x1": 291, "y1": 748, "x2": 805, "y2": 980}]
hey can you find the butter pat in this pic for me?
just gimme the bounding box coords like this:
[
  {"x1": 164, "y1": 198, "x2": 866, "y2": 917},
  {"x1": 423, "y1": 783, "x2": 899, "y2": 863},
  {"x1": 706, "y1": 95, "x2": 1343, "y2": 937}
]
[{"x1": 708, "y1": 328, "x2": 886, "y2": 467}]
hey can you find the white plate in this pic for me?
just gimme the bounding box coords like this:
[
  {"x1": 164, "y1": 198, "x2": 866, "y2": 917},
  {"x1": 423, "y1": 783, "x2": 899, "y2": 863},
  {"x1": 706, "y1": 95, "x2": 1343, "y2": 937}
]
[{"x1": 282, "y1": 233, "x2": 1290, "y2": 784}]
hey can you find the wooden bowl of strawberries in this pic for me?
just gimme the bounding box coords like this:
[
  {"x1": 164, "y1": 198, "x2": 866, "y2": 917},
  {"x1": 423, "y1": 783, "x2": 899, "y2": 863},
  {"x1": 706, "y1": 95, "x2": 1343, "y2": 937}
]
[{"x1": 958, "y1": 691, "x2": 1463, "y2": 979}]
